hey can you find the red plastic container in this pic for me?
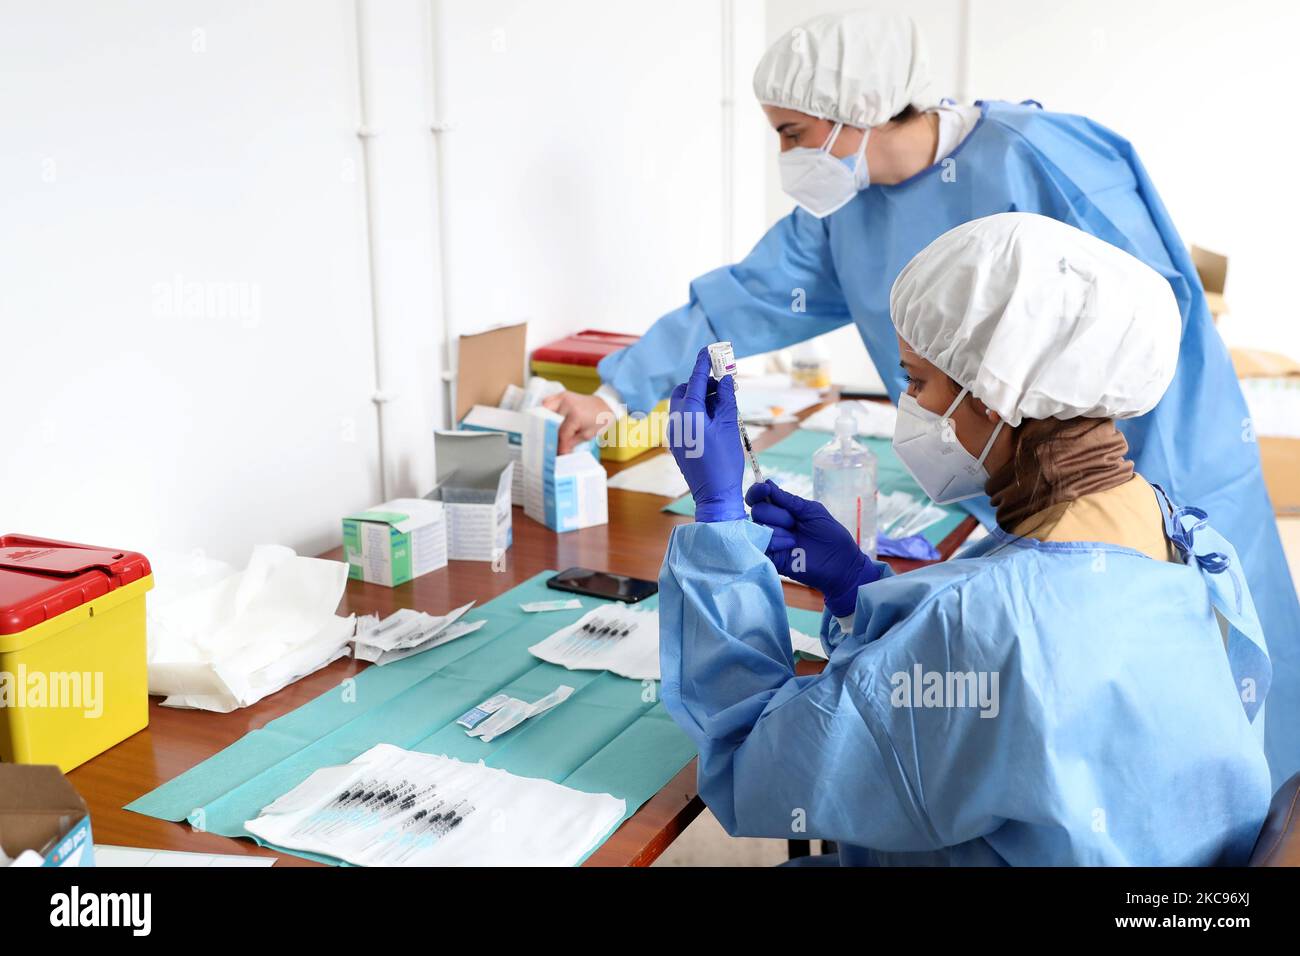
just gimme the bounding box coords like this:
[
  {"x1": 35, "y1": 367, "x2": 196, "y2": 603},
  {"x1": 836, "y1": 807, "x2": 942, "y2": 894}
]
[
  {"x1": 0, "y1": 535, "x2": 152, "y2": 635},
  {"x1": 0, "y1": 535, "x2": 153, "y2": 771}
]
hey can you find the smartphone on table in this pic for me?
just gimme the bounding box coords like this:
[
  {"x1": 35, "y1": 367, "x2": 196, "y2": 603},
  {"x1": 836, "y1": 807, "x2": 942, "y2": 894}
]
[{"x1": 546, "y1": 567, "x2": 657, "y2": 604}]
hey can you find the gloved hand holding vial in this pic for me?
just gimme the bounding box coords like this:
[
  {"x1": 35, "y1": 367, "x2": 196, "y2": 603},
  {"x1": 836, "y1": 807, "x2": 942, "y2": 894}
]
[{"x1": 705, "y1": 342, "x2": 765, "y2": 485}]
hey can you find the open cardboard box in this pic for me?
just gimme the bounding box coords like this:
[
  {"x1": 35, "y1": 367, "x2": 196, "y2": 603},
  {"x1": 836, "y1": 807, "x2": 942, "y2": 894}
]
[
  {"x1": 1191, "y1": 245, "x2": 1229, "y2": 321},
  {"x1": 343, "y1": 498, "x2": 448, "y2": 587},
  {"x1": 454, "y1": 322, "x2": 528, "y2": 424},
  {"x1": 425, "y1": 431, "x2": 513, "y2": 561},
  {"x1": 0, "y1": 764, "x2": 94, "y2": 867},
  {"x1": 454, "y1": 322, "x2": 529, "y2": 507},
  {"x1": 1232, "y1": 348, "x2": 1300, "y2": 517}
]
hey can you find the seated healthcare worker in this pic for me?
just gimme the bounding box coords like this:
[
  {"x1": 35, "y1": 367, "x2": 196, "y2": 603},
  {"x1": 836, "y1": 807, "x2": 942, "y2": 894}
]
[
  {"x1": 657, "y1": 213, "x2": 1273, "y2": 866},
  {"x1": 544, "y1": 10, "x2": 1300, "y2": 784}
]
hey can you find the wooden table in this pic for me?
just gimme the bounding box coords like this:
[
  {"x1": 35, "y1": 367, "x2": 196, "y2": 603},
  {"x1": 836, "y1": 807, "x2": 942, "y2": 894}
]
[{"x1": 67, "y1": 400, "x2": 975, "y2": 866}]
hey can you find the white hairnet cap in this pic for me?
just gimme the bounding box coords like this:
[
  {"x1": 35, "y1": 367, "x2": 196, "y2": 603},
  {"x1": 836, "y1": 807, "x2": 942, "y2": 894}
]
[
  {"x1": 890, "y1": 212, "x2": 1181, "y2": 427},
  {"x1": 753, "y1": 10, "x2": 934, "y2": 128}
]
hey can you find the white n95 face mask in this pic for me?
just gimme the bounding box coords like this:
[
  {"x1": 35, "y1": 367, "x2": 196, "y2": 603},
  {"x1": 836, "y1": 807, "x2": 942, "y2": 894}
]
[
  {"x1": 892, "y1": 390, "x2": 1004, "y2": 505},
  {"x1": 779, "y1": 122, "x2": 870, "y2": 218}
]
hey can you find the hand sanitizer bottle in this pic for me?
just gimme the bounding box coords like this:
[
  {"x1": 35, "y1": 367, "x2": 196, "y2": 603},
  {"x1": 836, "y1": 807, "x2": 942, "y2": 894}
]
[{"x1": 812, "y1": 408, "x2": 878, "y2": 559}]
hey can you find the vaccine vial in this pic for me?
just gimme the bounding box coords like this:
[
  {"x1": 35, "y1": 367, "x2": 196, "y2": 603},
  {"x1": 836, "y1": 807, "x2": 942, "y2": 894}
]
[{"x1": 707, "y1": 341, "x2": 738, "y2": 380}]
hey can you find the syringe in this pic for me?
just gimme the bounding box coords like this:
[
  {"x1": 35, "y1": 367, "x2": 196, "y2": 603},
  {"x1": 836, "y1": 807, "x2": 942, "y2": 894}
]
[{"x1": 707, "y1": 342, "x2": 765, "y2": 485}]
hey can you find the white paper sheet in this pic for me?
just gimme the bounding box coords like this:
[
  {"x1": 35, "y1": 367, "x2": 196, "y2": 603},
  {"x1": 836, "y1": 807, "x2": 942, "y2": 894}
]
[
  {"x1": 245, "y1": 744, "x2": 625, "y2": 867},
  {"x1": 147, "y1": 545, "x2": 354, "y2": 712},
  {"x1": 521, "y1": 599, "x2": 583, "y2": 613},
  {"x1": 93, "y1": 845, "x2": 277, "y2": 867},
  {"x1": 790, "y1": 628, "x2": 828, "y2": 661},
  {"x1": 352, "y1": 603, "x2": 480, "y2": 665},
  {"x1": 607, "y1": 453, "x2": 690, "y2": 498},
  {"x1": 799, "y1": 400, "x2": 898, "y2": 438},
  {"x1": 745, "y1": 467, "x2": 813, "y2": 501},
  {"x1": 529, "y1": 605, "x2": 660, "y2": 680},
  {"x1": 735, "y1": 374, "x2": 824, "y2": 423},
  {"x1": 363, "y1": 621, "x2": 486, "y2": 666}
]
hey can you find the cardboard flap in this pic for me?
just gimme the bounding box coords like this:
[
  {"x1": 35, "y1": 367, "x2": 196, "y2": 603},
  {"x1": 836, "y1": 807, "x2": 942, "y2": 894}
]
[
  {"x1": 555, "y1": 448, "x2": 605, "y2": 476},
  {"x1": 1231, "y1": 348, "x2": 1300, "y2": 379},
  {"x1": 434, "y1": 431, "x2": 511, "y2": 490},
  {"x1": 0, "y1": 765, "x2": 88, "y2": 858},
  {"x1": 496, "y1": 461, "x2": 515, "y2": 502},
  {"x1": 344, "y1": 498, "x2": 443, "y2": 533},
  {"x1": 456, "y1": 323, "x2": 527, "y2": 424},
  {"x1": 1191, "y1": 245, "x2": 1228, "y2": 294},
  {"x1": 460, "y1": 404, "x2": 527, "y2": 441}
]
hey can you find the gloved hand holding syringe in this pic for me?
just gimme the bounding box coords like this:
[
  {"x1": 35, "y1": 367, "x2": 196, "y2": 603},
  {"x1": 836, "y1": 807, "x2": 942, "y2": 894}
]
[{"x1": 706, "y1": 341, "x2": 765, "y2": 485}]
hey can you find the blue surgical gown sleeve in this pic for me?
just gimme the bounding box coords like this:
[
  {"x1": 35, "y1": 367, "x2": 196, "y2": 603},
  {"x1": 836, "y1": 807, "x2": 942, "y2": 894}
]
[
  {"x1": 658, "y1": 520, "x2": 996, "y2": 852},
  {"x1": 597, "y1": 209, "x2": 852, "y2": 414}
]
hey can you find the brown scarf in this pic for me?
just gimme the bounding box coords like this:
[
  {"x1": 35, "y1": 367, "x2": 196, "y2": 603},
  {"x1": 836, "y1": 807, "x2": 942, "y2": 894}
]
[{"x1": 985, "y1": 418, "x2": 1134, "y2": 531}]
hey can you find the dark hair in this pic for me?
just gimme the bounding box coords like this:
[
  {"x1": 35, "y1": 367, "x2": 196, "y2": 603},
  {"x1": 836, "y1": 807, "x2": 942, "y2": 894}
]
[{"x1": 889, "y1": 104, "x2": 920, "y2": 125}]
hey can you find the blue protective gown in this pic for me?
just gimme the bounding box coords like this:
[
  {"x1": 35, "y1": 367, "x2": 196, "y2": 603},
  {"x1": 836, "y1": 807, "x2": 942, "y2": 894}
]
[
  {"x1": 658, "y1": 494, "x2": 1273, "y2": 865},
  {"x1": 610, "y1": 101, "x2": 1300, "y2": 784}
]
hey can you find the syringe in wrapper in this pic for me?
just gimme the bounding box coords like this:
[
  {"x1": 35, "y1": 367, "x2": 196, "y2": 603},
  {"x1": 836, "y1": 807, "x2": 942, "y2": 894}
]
[{"x1": 706, "y1": 342, "x2": 764, "y2": 485}]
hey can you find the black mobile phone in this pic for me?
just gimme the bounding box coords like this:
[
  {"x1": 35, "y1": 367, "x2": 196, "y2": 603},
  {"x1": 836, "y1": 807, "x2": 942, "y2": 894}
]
[
  {"x1": 837, "y1": 386, "x2": 891, "y2": 401},
  {"x1": 546, "y1": 567, "x2": 658, "y2": 604}
]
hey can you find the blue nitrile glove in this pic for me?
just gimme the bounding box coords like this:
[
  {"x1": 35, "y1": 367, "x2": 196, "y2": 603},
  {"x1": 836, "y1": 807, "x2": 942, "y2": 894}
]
[
  {"x1": 876, "y1": 532, "x2": 940, "y2": 562},
  {"x1": 666, "y1": 348, "x2": 745, "y2": 523},
  {"x1": 745, "y1": 480, "x2": 884, "y2": 617}
]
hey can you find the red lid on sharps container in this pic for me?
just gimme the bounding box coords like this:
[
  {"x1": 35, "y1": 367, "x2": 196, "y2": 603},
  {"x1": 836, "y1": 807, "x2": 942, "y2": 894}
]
[
  {"x1": 531, "y1": 330, "x2": 641, "y2": 367},
  {"x1": 0, "y1": 534, "x2": 152, "y2": 635}
]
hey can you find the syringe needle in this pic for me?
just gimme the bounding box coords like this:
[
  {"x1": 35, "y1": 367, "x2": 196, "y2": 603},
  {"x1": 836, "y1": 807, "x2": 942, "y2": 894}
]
[{"x1": 738, "y1": 421, "x2": 764, "y2": 484}]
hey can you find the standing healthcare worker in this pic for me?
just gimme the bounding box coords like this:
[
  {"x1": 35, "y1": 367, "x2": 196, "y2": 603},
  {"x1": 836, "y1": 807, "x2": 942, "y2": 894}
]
[
  {"x1": 658, "y1": 213, "x2": 1272, "y2": 865},
  {"x1": 543, "y1": 10, "x2": 1300, "y2": 785}
]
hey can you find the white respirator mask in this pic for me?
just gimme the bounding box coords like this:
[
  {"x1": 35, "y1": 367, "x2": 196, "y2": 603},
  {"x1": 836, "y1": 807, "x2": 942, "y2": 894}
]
[
  {"x1": 779, "y1": 122, "x2": 870, "y2": 218},
  {"x1": 892, "y1": 389, "x2": 1004, "y2": 505}
]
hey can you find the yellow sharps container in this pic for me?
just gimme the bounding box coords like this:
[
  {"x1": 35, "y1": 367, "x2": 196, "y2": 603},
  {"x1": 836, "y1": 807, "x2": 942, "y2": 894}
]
[{"x1": 0, "y1": 535, "x2": 152, "y2": 771}]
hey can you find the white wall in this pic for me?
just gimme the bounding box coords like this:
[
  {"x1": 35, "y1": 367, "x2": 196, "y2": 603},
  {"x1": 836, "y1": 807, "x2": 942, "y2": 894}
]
[
  {"x1": 761, "y1": 0, "x2": 1299, "y2": 372},
  {"x1": 432, "y1": 0, "x2": 767, "y2": 352},
  {"x1": 0, "y1": 0, "x2": 382, "y2": 565},
  {"x1": 967, "y1": 0, "x2": 1300, "y2": 357},
  {"x1": 0, "y1": 0, "x2": 767, "y2": 564}
]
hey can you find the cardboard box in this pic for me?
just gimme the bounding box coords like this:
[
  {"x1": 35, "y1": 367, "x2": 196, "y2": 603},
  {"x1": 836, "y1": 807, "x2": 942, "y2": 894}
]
[
  {"x1": 1191, "y1": 245, "x2": 1229, "y2": 320},
  {"x1": 459, "y1": 404, "x2": 527, "y2": 509},
  {"x1": 1232, "y1": 348, "x2": 1300, "y2": 380},
  {"x1": 455, "y1": 322, "x2": 527, "y2": 424},
  {"x1": 425, "y1": 431, "x2": 514, "y2": 561},
  {"x1": 343, "y1": 498, "x2": 448, "y2": 587},
  {"x1": 1259, "y1": 439, "x2": 1300, "y2": 517},
  {"x1": 1231, "y1": 347, "x2": 1300, "y2": 517},
  {"x1": 523, "y1": 407, "x2": 608, "y2": 532},
  {"x1": 0, "y1": 764, "x2": 94, "y2": 867}
]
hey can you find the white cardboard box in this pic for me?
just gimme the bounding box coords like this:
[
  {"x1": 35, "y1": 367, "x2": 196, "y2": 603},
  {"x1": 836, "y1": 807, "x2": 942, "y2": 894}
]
[
  {"x1": 459, "y1": 404, "x2": 527, "y2": 509},
  {"x1": 426, "y1": 431, "x2": 514, "y2": 561},
  {"x1": 523, "y1": 407, "x2": 608, "y2": 532},
  {"x1": 342, "y1": 497, "x2": 448, "y2": 587}
]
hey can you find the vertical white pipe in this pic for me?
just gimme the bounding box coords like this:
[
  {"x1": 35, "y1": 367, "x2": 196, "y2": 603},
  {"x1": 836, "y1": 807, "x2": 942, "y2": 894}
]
[
  {"x1": 956, "y1": 0, "x2": 973, "y2": 104},
  {"x1": 720, "y1": 0, "x2": 736, "y2": 261},
  {"x1": 352, "y1": 0, "x2": 389, "y2": 500},
  {"x1": 426, "y1": 0, "x2": 456, "y2": 428}
]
